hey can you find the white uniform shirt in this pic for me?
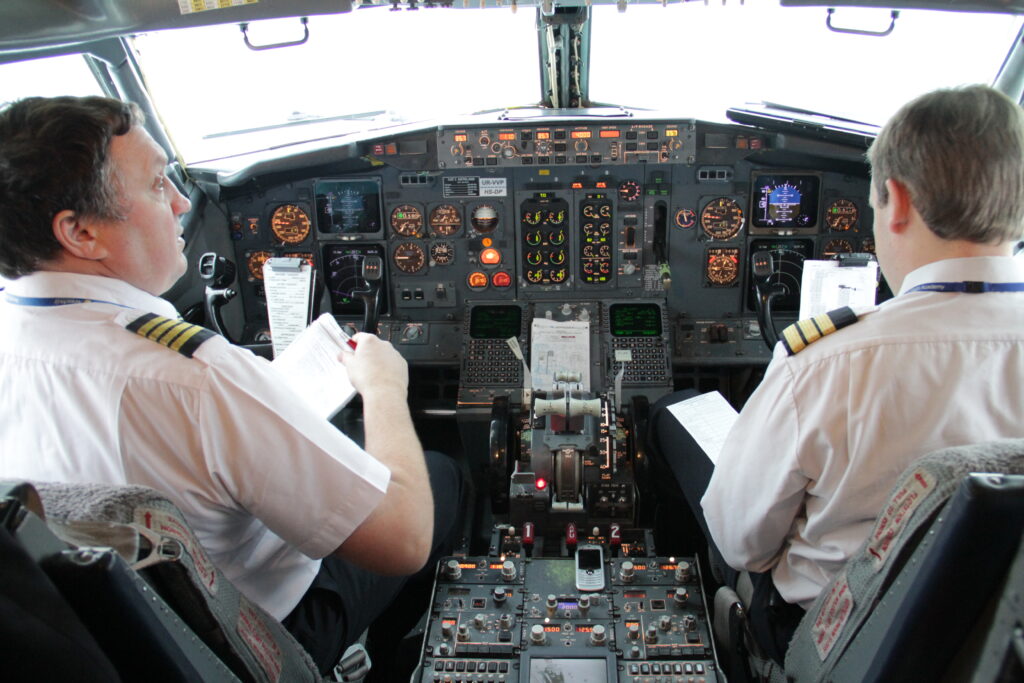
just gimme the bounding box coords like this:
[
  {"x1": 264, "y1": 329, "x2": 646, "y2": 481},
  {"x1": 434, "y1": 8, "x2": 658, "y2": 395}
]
[
  {"x1": 703, "y1": 256, "x2": 1024, "y2": 609},
  {"x1": 0, "y1": 272, "x2": 391, "y2": 620}
]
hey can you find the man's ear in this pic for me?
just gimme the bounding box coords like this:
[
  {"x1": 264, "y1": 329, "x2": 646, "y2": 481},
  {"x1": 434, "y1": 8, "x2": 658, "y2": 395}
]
[
  {"x1": 51, "y1": 210, "x2": 108, "y2": 261},
  {"x1": 884, "y1": 178, "x2": 913, "y2": 234}
]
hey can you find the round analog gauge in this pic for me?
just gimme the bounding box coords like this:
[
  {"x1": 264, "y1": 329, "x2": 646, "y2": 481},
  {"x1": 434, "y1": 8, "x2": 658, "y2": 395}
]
[
  {"x1": 823, "y1": 238, "x2": 855, "y2": 256},
  {"x1": 390, "y1": 204, "x2": 424, "y2": 237},
  {"x1": 246, "y1": 251, "x2": 272, "y2": 280},
  {"x1": 547, "y1": 209, "x2": 566, "y2": 225},
  {"x1": 618, "y1": 180, "x2": 641, "y2": 202},
  {"x1": 270, "y1": 204, "x2": 311, "y2": 244},
  {"x1": 701, "y1": 198, "x2": 744, "y2": 240},
  {"x1": 523, "y1": 209, "x2": 543, "y2": 225},
  {"x1": 675, "y1": 208, "x2": 696, "y2": 229},
  {"x1": 706, "y1": 250, "x2": 740, "y2": 286},
  {"x1": 429, "y1": 204, "x2": 461, "y2": 236},
  {"x1": 549, "y1": 268, "x2": 568, "y2": 283},
  {"x1": 430, "y1": 241, "x2": 455, "y2": 265},
  {"x1": 861, "y1": 237, "x2": 875, "y2": 254},
  {"x1": 825, "y1": 199, "x2": 859, "y2": 231},
  {"x1": 471, "y1": 204, "x2": 499, "y2": 233},
  {"x1": 393, "y1": 242, "x2": 426, "y2": 273}
]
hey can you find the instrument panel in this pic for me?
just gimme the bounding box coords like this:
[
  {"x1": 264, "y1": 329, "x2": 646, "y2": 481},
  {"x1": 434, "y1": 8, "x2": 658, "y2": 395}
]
[{"x1": 222, "y1": 116, "x2": 874, "y2": 367}]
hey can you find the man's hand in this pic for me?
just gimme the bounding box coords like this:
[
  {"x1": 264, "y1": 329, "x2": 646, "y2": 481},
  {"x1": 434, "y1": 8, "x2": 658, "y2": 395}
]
[{"x1": 337, "y1": 332, "x2": 408, "y2": 398}]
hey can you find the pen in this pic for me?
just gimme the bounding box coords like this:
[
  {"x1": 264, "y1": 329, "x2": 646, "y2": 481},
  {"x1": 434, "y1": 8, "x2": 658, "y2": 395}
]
[{"x1": 337, "y1": 327, "x2": 358, "y2": 351}]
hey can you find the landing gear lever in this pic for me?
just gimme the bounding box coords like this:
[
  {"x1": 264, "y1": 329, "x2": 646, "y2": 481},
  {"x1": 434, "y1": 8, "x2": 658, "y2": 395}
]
[
  {"x1": 351, "y1": 255, "x2": 383, "y2": 334},
  {"x1": 198, "y1": 252, "x2": 237, "y2": 344}
]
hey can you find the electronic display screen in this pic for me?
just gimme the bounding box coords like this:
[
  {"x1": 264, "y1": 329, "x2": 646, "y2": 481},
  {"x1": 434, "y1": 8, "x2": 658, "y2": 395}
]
[
  {"x1": 529, "y1": 658, "x2": 608, "y2": 683},
  {"x1": 609, "y1": 303, "x2": 662, "y2": 337},
  {"x1": 314, "y1": 178, "x2": 382, "y2": 235},
  {"x1": 322, "y1": 243, "x2": 387, "y2": 315},
  {"x1": 470, "y1": 305, "x2": 521, "y2": 340},
  {"x1": 577, "y1": 547, "x2": 602, "y2": 570},
  {"x1": 751, "y1": 174, "x2": 820, "y2": 229}
]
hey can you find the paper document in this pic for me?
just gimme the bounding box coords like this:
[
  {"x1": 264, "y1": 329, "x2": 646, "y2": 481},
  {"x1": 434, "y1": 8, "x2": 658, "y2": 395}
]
[
  {"x1": 263, "y1": 257, "x2": 314, "y2": 358},
  {"x1": 799, "y1": 260, "x2": 878, "y2": 320},
  {"x1": 529, "y1": 318, "x2": 591, "y2": 391},
  {"x1": 271, "y1": 313, "x2": 358, "y2": 420},
  {"x1": 666, "y1": 391, "x2": 738, "y2": 465}
]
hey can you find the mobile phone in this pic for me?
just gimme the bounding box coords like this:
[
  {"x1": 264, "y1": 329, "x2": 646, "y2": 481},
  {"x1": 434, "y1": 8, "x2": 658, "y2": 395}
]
[{"x1": 575, "y1": 545, "x2": 605, "y2": 592}]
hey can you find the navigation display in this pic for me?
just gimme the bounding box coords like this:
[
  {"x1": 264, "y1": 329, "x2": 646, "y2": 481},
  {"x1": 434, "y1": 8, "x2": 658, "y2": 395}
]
[
  {"x1": 315, "y1": 178, "x2": 382, "y2": 235},
  {"x1": 610, "y1": 303, "x2": 662, "y2": 337},
  {"x1": 323, "y1": 243, "x2": 387, "y2": 315},
  {"x1": 470, "y1": 305, "x2": 521, "y2": 339},
  {"x1": 751, "y1": 174, "x2": 820, "y2": 229}
]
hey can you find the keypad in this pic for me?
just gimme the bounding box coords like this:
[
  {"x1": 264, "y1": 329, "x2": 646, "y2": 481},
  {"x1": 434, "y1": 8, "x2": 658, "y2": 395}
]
[
  {"x1": 463, "y1": 339, "x2": 522, "y2": 386},
  {"x1": 612, "y1": 337, "x2": 669, "y2": 384}
]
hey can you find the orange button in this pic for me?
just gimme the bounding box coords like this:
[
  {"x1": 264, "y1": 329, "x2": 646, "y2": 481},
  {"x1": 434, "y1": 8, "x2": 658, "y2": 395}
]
[
  {"x1": 467, "y1": 271, "x2": 488, "y2": 289},
  {"x1": 480, "y1": 248, "x2": 502, "y2": 265},
  {"x1": 491, "y1": 271, "x2": 512, "y2": 288}
]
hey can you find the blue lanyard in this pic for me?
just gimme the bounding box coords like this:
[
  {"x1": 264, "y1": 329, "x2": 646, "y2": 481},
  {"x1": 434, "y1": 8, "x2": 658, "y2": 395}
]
[
  {"x1": 906, "y1": 281, "x2": 1024, "y2": 294},
  {"x1": 3, "y1": 291, "x2": 131, "y2": 309}
]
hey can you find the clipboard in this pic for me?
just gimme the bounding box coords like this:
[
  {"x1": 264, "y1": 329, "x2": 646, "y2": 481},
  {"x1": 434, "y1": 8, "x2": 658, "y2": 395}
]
[{"x1": 263, "y1": 257, "x2": 316, "y2": 358}]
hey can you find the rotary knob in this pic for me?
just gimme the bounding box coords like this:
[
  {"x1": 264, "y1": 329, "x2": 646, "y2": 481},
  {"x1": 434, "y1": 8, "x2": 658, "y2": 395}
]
[
  {"x1": 627, "y1": 622, "x2": 640, "y2": 640},
  {"x1": 473, "y1": 613, "x2": 486, "y2": 630},
  {"x1": 620, "y1": 561, "x2": 635, "y2": 583},
  {"x1": 456, "y1": 623, "x2": 469, "y2": 642},
  {"x1": 673, "y1": 587, "x2": 689, "y2": 606},
  {"x1": 546, "y1": 594, "x2": 558, "y2": 617},
  {"x1": 501, "y1": 559, "x2": 517, "y2": 581},
  {"x1": 590, "y1": 624, "x2": 607, "y2": 646},
  {"x1": 675, "y1": 560, "x2": 692, "y2": 583},
  {"x1": 645, "y1": 624, "x2": 658, "y2": 644},
  {"x1": 493, "y1": 587, "x2": 507, "y2": 605},
  {"x1": 444, "y1": 559, "x2": 462, "y2": 580},
  {"x1": 659, "y1": 615, "x2": 672, "y2": 632},
  {"x1": 578, "y1": 594, "x2": 591, "y2": 616},
  {"x1": 530, "y1": 624, "x2": 546, "y2": 645}
]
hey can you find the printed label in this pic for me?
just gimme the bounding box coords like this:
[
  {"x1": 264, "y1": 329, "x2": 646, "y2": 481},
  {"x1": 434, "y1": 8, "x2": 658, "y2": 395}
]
[
  {"x1": 237, "y1": 596, "x2": 283, "y2": 682},
  {"x1": 479, "y1": 177, "x2": 508, "y2": 197},
  {"x1": 136, "y1": 508, "x2": 217, "y2": 595},
  {"x1": 812, "y1": 572, "x2": 854, "y2": 660},
  {"x1": 867, "y1": 468, "x2": 936, "y2": 570}
]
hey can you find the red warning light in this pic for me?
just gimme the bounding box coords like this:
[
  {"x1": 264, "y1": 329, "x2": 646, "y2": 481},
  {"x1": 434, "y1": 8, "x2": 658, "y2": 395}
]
[{"x1": 536, "y1": 477, "x2": 548, "y2": 490}]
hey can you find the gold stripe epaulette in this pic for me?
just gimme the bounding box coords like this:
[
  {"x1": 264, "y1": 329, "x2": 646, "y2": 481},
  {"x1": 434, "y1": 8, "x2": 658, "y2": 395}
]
[
  {"x1": 126, "y1": 313, "x2": 215, "y2": 358},
  {"x1": 780, "y1": 306, "x2": 859, "y2": 356}
]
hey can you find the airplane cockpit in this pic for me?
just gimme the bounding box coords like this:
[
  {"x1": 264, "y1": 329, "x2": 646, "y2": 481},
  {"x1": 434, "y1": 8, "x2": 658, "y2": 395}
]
[{"x1": 2, "y1": 1, "x2": 1023, "y2": 681}]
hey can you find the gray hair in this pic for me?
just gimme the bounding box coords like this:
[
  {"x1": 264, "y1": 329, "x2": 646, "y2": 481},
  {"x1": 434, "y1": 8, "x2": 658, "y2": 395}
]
[{"x1": 867, "y1": 85, "x2": 1024, "y2": 244}]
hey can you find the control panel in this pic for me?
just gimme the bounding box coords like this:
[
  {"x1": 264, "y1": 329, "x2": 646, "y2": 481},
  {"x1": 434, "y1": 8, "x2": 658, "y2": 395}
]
[{"x1": 417, "y1": 553, "x2": 720, "y2": 683}]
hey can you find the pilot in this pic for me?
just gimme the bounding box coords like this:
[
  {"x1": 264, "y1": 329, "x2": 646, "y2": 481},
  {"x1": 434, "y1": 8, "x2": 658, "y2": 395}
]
[
  {"x1": 0, "y1": 96, "x2": 462, "y2": 678},
  {"x1": 649, "y1": 84, "x2": 1024, "y2": 664}
]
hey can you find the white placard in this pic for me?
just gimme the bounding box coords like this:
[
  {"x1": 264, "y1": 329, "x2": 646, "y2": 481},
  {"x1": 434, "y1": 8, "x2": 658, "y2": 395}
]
[
  {"x1": 263, "y1": 257, "x2": 313, "y2": 358},
  {"x1": 529, "y1": 318, "x2": 590, "y2": 391},
  {"x1": 799, "y1": 260, "x2": 878, "y2": 320}
]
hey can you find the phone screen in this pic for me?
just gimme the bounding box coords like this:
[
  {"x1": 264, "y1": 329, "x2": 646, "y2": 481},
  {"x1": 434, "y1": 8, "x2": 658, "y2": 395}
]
[{"x1": 578, "y1": 547, "x2": 602, "y2": 570}]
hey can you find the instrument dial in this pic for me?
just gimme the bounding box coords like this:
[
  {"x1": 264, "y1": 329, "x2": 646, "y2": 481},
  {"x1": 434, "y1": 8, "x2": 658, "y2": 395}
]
[
  {"x1": 675, "y1": 208, "x2": 696, "y2": 229},
  {"x1": 825, "y1": 199, "x2": 859, "y2": 231},
  {"x1": 393, "y1": 242, "x2": 426, "y2": 273},
  {"x1": 618, "y1": 180, "x2": 641, "y2": 202},
  {"x1": 391, "y1": 204, "x2": 424, "y2": 237},
  {"x1": 547, "y1": 209, "x2": 566, "y2": 225},
  {"x1": 429, "y1": 204, "x2": 462, "y2": 236},
  {"x1": 246, "y1": 251, "x2": 272, "y2": 280},
  {"x1": 270, "y1": 204, "x2": 311, "y2": 244},
  {"x1": 823, "y1": 238, "x2": 854, "y2": 256},
  {"x1": 471, "y1": 204, "x2": 499, "y2": 233},
  {"x1": 705, "y1": 248, "x2": 740, "y2": 286},
  {"x1": 701, "y1": 198, "x2": 744, "y2": 240},
  {"x1": 429, "y1": 241, "x2": 455, "y2": 265},
  {"x1": 523, "y1": 209, "x2": 543, "y2": 225}
]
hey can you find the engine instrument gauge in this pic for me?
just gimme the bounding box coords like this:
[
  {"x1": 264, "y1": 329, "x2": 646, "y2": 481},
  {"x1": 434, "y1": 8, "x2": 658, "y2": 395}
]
[
  {"x1": 618, "y1": 180, "x2": 641, "y2": 202},
  {"x1": 471, "y1": 204, "x2": 499, "y2": 233},
  {"x1": 270, "y1": 204, "x2": 311, "y2": 244},
  {"x1": 246, "y1": 251, "x2": 272, "y2": 280},
  {"x1": 823, "y1": 238, "x2": 854, "y2": 256},
  {"x1": 393, "y1": 242, "x2": 426, "y2": 273},
  {"x1": 705, "y1": 248, "x2": 740, "y2": 286},
  {"x1": 430, "y1": 241, "x2": 455, "y2": 265},
  {"x1": 429, "y1": 204, "x2": 462, "y2": 236},
  {"x1": 825, "y1": 199, "x2": 858, "y2": 231},
  {"x1": 701, "y1": 197, "x2": 744, "y2": 240},
  {"x1": 391, "y1": 204, "x2": 424, "y2": 237}
]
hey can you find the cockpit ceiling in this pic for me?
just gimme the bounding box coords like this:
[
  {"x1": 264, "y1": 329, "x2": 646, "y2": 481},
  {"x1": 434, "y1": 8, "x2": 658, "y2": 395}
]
[{"x1": 3, "y1": 0, "x2": 1020, "y2": 56}]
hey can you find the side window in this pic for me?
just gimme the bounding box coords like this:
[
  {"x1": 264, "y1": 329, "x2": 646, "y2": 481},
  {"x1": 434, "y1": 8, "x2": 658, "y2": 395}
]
[{"x1": 0, "y1": 53, "x2": 104, "y2": 103}]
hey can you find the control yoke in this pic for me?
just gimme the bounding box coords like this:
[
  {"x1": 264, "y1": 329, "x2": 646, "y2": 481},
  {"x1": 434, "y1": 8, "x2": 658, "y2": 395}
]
[
  {"x1": 751, "y1": 250, "x2": 784, "y2": 350},
  {"x1": 351, "y1": 255, "x2": 383, "y2": 334},
  {"x1": 198, "y1": 252, "x2": 237, "y2": 343}
]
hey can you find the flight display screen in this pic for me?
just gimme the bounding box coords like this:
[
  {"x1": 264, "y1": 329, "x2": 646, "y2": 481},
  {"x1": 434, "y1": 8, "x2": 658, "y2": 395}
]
[
  {"x1": 529, "y1": 658, "x2": 607, "y2": 682},
  {"x1": 322, "y1": 243, "x2": 387, "y2": 315},
  {"x1": 470, "y1": 305, "x2": 521, "y2": 339},
  {"x1": 314, "y1": 178, "x2": 382, "y2": 235},
  {"x1": 751, "y1": 174, "x2": 820, "y2": 229},
  {"x1": 610, "y1": 303, "x2": 662, "y2": 337}
]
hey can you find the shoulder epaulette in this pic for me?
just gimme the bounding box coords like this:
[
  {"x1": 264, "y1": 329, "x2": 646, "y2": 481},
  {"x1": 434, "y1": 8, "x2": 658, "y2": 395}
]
[
  {"x1": 126, "y1": 313, "x2": 215, "y2": 358},
  {"x1": 780, "y1": 306, "x2": 859, "y2": 356}
]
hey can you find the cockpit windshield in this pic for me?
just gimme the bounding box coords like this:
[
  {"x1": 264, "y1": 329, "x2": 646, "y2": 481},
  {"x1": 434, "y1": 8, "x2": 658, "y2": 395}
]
[{"x1": 1, "y1": 2, "x2": 1020, "y2": 165}]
